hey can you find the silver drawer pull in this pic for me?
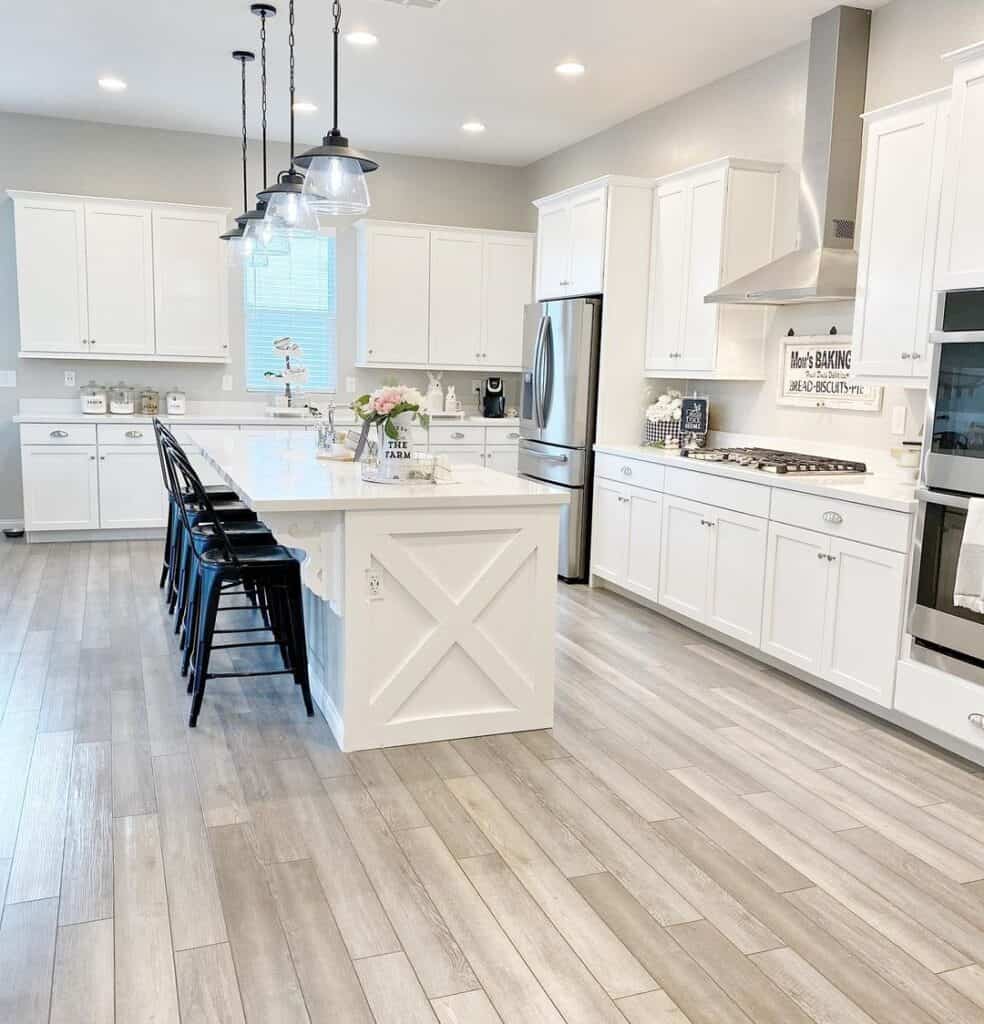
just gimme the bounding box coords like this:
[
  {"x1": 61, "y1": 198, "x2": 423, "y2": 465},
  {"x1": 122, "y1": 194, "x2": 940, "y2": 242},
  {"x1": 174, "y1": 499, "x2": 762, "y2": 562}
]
[
  {"x1": 125, "y1": 430, "x2": 144, "y2": 439},
  {"x1": 507, "y1": 432, "x2": 519, "y2": 440},
  {"x1": 451, "y1": 432, "x2": 465, "y2": 440},
  {"x1": 621, "y1": 466, "x2": 633, "y2": 477},
  {"x1": 822, "y1": 511, "x2": 844, "y2": 525},
  {"x1": 49, "y1": 430, "x2": 69, "y2": 438},
  {"x1": 969, "y1": 713, "x2": 984, "y2": 729}
]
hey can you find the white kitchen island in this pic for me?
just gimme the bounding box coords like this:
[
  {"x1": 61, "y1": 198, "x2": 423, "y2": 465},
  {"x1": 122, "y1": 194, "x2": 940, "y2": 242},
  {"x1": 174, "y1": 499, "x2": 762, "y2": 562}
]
[{"x1": 193, "y1": 429, "x2": 567, "y2": 752}]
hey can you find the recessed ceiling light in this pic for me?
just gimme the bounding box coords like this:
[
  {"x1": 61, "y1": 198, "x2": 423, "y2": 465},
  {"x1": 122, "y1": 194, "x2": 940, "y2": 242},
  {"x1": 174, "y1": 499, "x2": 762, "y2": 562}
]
[
  {"x1": 292, "y1": 101, "x2": 318, "y2": 113},
  {"x1": 461, "y1": 121, "x2": 486, "y2": 134},
  {"x1": 345, "y1": 31, "x2": 378, "y2": 46},
  {"x1": 555, "y1": 61, "x2": 586, "y2": 77},
  {"x1": 98, "y1": 76, "x2": 128, "y2": 92}
]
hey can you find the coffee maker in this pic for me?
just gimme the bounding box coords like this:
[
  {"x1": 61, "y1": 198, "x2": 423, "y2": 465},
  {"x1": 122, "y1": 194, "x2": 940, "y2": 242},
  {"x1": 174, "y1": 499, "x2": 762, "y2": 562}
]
[{"x1": 482, "y1": 377, "x2": 505, "y2": 418}]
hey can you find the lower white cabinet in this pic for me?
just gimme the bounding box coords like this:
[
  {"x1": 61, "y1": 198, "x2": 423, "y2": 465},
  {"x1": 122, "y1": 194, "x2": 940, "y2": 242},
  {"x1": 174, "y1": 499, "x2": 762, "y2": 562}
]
[
  {"x1": 762, "y1": 522, "x2": 905, "y2": 707},
  {"x1": 430, "y1": 445, "x2": 485, "y2": 468},
  {"x1": 658, "y1": 494, "x2": 768, "y2": 645},
  {"x1": 97, "y1": 446, "x2": 167, "y2": 529},
  {"x1": 22, "y1": 445, "x2": 100, "y2": 531},
  {"x1": 590, "y1": 478, "x2": 662, "y2": 601},
  {"x1": 484, "y1": 446, "x2": 519, "y2": 475}
]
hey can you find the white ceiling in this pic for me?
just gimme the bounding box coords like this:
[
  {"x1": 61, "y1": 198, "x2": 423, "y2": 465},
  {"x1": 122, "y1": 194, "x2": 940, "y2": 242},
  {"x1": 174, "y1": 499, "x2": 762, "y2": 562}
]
[{"x1": 0, "y1": 0, "x2": 888, "y2": 166}]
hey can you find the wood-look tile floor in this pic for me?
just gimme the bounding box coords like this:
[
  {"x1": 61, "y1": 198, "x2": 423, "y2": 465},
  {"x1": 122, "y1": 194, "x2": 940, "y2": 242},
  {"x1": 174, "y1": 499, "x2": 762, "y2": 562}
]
[{"x1": 2, "y1": 539, "x2": 984, "y2": 1023}]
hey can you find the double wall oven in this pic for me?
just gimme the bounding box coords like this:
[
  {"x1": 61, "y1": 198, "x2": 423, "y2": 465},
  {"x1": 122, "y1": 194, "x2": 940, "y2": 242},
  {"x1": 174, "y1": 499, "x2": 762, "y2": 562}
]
[{"x1": 910, "y1": 288, "x2": 984, "y2": 682}]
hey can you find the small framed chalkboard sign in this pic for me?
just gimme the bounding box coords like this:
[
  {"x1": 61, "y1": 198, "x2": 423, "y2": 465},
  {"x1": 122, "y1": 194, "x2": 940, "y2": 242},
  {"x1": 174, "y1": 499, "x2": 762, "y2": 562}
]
[{"x1": 680, "y1": 397, "x2": 709, "y2": 436}]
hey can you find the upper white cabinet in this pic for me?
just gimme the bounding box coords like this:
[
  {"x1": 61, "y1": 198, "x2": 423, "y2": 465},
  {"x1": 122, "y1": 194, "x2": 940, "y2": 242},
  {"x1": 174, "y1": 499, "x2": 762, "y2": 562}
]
[
  {"x1": 852, "y1": 90, "x2": 950, "y2": 381},
  {"x1": 645, "y1": 157, "x2": 783, "y2": 379},
  {"x1": 534, "y1": 181, "x2": 607, "y2": 299},
  {"x1": 8, "y1": 191, "x2": 230, "y2": 363},
  {"x1": 356, "y1": 220, "x2": 534, "y2": 371},
  {"x1": 152, "y1": 207, "x2": 228, "y2": 359},
  {"x1": 936, "y1": 42, "x2": 984, "y2": 291}
]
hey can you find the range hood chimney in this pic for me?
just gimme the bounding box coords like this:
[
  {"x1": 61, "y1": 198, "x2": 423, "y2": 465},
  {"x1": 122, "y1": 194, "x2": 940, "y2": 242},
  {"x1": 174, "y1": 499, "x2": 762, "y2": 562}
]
[{"x1": 705, "y1": 5, "x2": 870, "y2": 306}]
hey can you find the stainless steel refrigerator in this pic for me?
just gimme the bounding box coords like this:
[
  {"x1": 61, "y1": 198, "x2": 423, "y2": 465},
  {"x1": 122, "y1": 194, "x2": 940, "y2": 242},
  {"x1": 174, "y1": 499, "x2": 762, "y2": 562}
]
[{"x1": 519, "y1": 296, "x2": 602, "y2": 582}]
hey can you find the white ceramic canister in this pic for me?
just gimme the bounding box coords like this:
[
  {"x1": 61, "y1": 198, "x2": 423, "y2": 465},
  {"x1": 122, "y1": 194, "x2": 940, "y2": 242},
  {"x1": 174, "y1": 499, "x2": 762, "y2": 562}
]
[{"x1": 166, "y1": 388, "x2": 187, "y2": 415}]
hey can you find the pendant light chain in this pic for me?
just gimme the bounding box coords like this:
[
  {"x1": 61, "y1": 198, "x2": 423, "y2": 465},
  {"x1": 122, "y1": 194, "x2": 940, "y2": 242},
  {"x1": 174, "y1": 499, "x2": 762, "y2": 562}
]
[
  {"x1": 332, "y1": 0, "x2": 341, "y2": 135},
  {"x1": 240, "y1": 55, "x2": 249, "y2": 213},
  {"x1": 260, "y1": 7, "x2": 269, "y2": 185},
  {"x1": 288, "y1": 0, "x2": 296, "y2": 171}
]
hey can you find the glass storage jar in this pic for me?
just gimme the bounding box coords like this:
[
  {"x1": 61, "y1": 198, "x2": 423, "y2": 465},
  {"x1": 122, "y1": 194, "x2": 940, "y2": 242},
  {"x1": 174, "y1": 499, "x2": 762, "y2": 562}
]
[
  {"x1": 109, "y1": 381, "x2": 135, "y2": 415},
  {"x1": 139, "y1": 388, "x2": 160, "y2": 416},
  {"x1": 80, "y1": 381, "x2": 107, "y2": 415},
  {"x1": 166, "y1": 387, "x2": 186, "y2": 415}
]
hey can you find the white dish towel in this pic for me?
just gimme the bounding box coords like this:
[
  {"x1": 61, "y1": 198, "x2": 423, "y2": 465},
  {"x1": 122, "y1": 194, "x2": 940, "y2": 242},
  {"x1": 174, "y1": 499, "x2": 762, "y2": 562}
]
[{"x1": 954, "y1": 498, "x2": 984, "y2": 614}]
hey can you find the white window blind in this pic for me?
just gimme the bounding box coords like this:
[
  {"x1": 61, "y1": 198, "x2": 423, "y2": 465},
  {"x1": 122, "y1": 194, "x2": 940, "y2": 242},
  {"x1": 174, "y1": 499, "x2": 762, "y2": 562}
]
[{"x1": 244, "y1": 233, "x2": 337, "y2": 392}]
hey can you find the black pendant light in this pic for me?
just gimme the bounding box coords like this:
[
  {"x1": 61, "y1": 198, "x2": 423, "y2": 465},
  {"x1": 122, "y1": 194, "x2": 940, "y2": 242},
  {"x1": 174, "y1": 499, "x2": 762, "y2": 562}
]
[
  {"x1": 255, "y1": 0, "x2": 320, "y2": 233},
  {"x1": 220, "y1": 49, "x2": 256, "y2": 245},
  {"x1": 294, "y1": 0, "x2": 378, "y2": 215}
]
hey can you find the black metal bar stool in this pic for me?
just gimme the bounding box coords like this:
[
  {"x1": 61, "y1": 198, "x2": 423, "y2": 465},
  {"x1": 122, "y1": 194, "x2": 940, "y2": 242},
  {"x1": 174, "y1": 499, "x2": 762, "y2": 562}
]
[{"x1": 165, "y1": 439, "x2": 314, "y2": 728}]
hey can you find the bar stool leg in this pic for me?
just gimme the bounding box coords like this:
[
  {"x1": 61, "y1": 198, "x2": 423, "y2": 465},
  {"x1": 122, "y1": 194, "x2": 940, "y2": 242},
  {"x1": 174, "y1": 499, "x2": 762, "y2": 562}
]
[
  {"x1": 160, "y1": 501, "x2": 175, "y2": 589},
  {"x1": 284, "y1": 576, "x2": 314, "y2": 716},
  {"x1": 189, "y1": 572, "x2": 223, "y2": 727}
]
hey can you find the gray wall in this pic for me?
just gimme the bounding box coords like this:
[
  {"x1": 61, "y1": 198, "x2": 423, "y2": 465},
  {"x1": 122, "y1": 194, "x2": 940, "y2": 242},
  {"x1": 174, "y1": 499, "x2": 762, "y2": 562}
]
[{"x1": 0, "y1": 112, "x2": 530, "y2": 521}]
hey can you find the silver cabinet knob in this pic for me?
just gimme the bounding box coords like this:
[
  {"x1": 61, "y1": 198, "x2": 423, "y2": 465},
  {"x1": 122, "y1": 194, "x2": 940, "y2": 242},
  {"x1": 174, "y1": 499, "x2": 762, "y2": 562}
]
[
  {"x1": 89, "y1": 455, "x2": 96, "y2": 461},
  {"x1": 90, "y1": 338, "x2": 96, "y2": 345},
  {"x1": 912, "y1": 352, "x2": 922, "y2": 361},
  {"x1": 822, "y1": 511, "x2": 844, "y2": 525},
  {"x1": 969, "y1": 713, "x2": 984, "y2": 729},
  {"x1": 620, "y1": 465, "x2": 633, "y2": 477},
  {"x1": 125, "y1": 430, "x2": 144, "y2": 439},
  {"x1": 451, "y1": 432, "x2": 465, "y2": 440},
  {"x1": 507, "y1": 432, "x2": 519, "y2": 440},
  {"x1": 827, "y1": 554, "x2": 837, "y2": 562},
  {"x1": 50, "y1": 430, "x2": 69, "y2": 438},
  {"x1": 900, "y1": 352, "x2": 911, "y2": 360},
  {"x1": 99, "y1": 455, "x2": 105, "y2": 461},
  {"x1": 817, "y1": 551, "x2": 826, "y2": 560}
]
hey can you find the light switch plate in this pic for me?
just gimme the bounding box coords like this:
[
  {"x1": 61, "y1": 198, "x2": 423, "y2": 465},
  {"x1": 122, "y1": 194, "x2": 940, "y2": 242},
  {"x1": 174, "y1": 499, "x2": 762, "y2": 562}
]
[
  {"x1": 0, "y1": 370, "x2": 15, "y2": 388},
  {"x1": 221, "y1": 374, "x2": 233, "y2": 392},
  {"x1": 345, "y1": 376, "x2": 357, "y2": 395},
  {"x1": 891, "y1": 405, "x2": 907, "y2": 436},
  {"x1": 64, "y1": 370, "x2": 76, "y2": 387}
]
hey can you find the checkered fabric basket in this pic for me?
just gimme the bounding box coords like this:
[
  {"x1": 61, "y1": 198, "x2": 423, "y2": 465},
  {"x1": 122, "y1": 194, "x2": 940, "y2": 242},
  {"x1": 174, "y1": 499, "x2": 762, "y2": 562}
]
[{"x1": 645, "y1": 420, "x2": 682, "y2": 447}]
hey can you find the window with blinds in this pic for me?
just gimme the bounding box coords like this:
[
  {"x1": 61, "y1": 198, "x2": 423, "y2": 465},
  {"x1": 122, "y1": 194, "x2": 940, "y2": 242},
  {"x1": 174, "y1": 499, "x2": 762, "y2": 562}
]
[{"x1": 244, "y1": 232, "x2": 337, "y2": 392}]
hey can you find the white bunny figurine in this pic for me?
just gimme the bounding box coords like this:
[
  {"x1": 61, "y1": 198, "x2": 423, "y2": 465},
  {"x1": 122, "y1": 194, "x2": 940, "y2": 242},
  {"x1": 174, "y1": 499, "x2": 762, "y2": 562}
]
[
  {"x1": 427, "y1": 372, "x2": 444, "y2": 414},
  {"x1": 444, "y1": 385, "x2": 458, "y2": 414}
]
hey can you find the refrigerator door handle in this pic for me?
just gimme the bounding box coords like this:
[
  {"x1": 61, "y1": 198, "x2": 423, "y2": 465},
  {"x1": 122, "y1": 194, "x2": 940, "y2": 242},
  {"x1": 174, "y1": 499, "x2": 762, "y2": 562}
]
[
  {"x1": 519, "y1": 444, "x2": 569, "y2": 464},
  {"x1": 537, "y1": 315, "x2": 553, "y2": 428},
  {"x1": 532, "y1": 315, "x2": 548, "y2": 428}
]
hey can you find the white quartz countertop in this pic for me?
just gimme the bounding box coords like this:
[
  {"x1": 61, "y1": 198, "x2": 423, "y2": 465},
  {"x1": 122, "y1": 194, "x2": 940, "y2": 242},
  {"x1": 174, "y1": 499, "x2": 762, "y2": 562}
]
[
  {"x1": 194, "y1": 429, "x2": 567, "y2": 512},
  {"x1": 595, "y1": 443, "x2": 918, "y2": 513},
  {"x1": 13, "y1": 411, "x2": 518, "y2": 427}
]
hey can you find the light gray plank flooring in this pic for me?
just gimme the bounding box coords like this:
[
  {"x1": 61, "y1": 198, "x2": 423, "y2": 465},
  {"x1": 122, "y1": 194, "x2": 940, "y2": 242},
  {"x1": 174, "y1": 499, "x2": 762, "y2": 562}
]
[{"x1": 1, "y1": 539, "x2": 984, "y2": 1022}]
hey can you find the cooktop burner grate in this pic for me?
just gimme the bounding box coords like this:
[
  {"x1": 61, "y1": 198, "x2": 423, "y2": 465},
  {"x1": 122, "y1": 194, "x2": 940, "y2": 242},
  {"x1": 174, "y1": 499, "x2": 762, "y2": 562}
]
[{"x1": 683, "y1": 447, "x2": 867, "y2": 474}]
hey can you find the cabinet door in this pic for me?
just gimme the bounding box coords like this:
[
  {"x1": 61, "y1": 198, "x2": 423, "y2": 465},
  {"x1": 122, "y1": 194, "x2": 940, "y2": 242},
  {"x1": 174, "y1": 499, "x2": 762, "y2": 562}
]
[
  {"x1": 821, "y1": 538, "x2": 905, "y2": 707},
  {"x1": 568, "y1": 185, "x2": 607, "y2": 295},
  {"x1": 363, "y1": 225, "x2": 430, "y2": 364},
  {"x1": 936, "y1": 51, "x2": 984, "y2": 291},
  {"x1": 429, "y1": 230, "x2": 484, "y2": 367},
  {"x1": 483, "y1": 236, "x2": 533, "y2": 368},
  {"x1": 658, "y1": 495, "x2": 712, "y2": 621},
  {"x1": 13, "y1": 196, "x2": 88, "y2": 353},
  {"x1": 535, "y1": 201, "x2": 571, "y2": 300},
  {"x1": 853, "y1": 98, "x2": 947, "y2": 378},
  {"x1": 22, "y1": 445, "x2": 99, "y2": 532},
  {"x1": 706, "y1": 507, "x2": 768, "y2": 646},
  {"x1": 624, "y1": 486, "x2": 662, "y2": 602},
  {"x1": 761, "y1": 523, "x2": 830, "y2": 674},
  {"x1": 84, "y1": 201, "x2": 156, "y2": 355},
  {"x1": 484, "y1": 446, "x2": 519, "y2": 476},
  {"x1": 429, "y1": 444, "x2": 484, "y2": 467},
  {"x1": 152, "y1": 208, "x2": 228, "y2": 358},
  {"x1": 680, "y1": 170, "x2": 726, "y2": 371},
  {"x1": 591, "y1": 477, "x2": 629, "y2": 584},
  {"x1": 98, "y1": 446, "x2": 167, "y2": 529},
  {"x1": 646, "y1": 183, "x2": 688, "y2": 370}
]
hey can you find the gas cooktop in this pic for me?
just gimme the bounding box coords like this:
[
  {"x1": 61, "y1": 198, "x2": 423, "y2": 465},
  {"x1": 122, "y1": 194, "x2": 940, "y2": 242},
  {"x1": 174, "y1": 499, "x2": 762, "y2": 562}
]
[{"x1": 683, "y1": 447, "x2": 867, "y2": 475}]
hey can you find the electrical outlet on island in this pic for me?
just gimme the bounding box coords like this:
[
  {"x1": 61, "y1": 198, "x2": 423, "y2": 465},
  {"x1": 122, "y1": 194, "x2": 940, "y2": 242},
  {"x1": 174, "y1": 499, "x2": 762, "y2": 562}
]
[{"x1": 64, "y1": 370, "x2": 76, "y2": 387}]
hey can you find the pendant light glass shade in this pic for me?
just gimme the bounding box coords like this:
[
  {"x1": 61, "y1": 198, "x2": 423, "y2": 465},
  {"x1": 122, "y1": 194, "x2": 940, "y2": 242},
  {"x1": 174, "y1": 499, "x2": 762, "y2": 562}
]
[
  {"x1": 242, "y1": 205, "x2": 290, "y2": 255},
  {"x1": 262, "y1": 173, "x2": 320, "y2": 233},
  {"x1": 301, "y1": 153, "x2": 370, "y2": 215}
]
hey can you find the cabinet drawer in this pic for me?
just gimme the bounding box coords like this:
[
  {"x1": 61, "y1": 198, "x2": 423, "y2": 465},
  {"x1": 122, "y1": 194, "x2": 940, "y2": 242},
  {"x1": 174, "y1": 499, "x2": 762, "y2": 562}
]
[
  {"x1": 20, "y1": 422, "x2": 97, "y2": 445},
  {"x1": 484, "y1": 425, "x2": 522, "y2": 444},
  {"x1": 97, "y1": 423, "x2": 156, "y2": 445},
  {"x1": 665, "y1": 466, "x2": 770, "y2": 518},
  {"x1": 595, "y1": 452, "x2": 665, "y2": 492},
  {"x1": 430, "y1": 424, "x2": 485, "y2": 445},
  {"x1": 895, "y1": 658, "x2": 984, "y2": 754},
  {"x1": 770, "y1": 489, "x2": 910, "y2": 553}
]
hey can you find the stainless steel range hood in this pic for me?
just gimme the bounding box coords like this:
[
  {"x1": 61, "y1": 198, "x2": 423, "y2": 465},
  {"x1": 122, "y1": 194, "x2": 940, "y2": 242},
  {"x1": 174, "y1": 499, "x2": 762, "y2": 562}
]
[{"x1": 705, "y1": 5, "x2": 870, "y2": 306}]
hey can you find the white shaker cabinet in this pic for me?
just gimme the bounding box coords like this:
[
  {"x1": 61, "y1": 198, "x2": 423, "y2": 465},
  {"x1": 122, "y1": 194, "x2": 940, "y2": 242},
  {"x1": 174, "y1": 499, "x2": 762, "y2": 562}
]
[
  {"x1": 84, "y1": 200, "x2": 156, "y2": 356},
  {"x1": 590, "y1": 478, "x2": 662, "y2": 601},
  {"x1": 936, "y1": 42, "x2": 984, "y2": 291},
  {"x1": 21, "y1": 445, "x2": 100, "y2": 531},
  {"x1": 482, "y1": 235, "x2": 534, "y2": 368},
  {"x1": 429, "y1": 445, "x2": 485, "y2": 468},
  {"x1": 97, "y1": 446, "x2": 167, "y2": 530},
  {"x1": 645, "y1": 157, "x2": 782, "y2": 379},
  {"x1": 152, "y1": 207, "x2": 229, "y2": 359},
  {"x1": 534, "y1": 181, "x2": 607, "y2": 300},
  {"x1": 12, "y1": 195, "x2": 89, "y2": 354},
  {"x1": 484, "y1": 446, "x2": 520, "y2": 475},
  {"x1": 658, "y1": 496, "x2": 713, "y2": 621},
  {"x1": 853, "y1": 90, "x2": 949, "y2": 381},
  {"x1": 429, "y1": 230, "x2": 484, "y2": 367}
]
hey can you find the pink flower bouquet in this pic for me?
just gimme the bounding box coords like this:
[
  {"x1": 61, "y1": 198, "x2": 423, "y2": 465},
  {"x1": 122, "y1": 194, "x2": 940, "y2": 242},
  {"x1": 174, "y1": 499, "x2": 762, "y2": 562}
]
[{"x1": 353, "y1": 384, "x2": 429, "y2": 439}]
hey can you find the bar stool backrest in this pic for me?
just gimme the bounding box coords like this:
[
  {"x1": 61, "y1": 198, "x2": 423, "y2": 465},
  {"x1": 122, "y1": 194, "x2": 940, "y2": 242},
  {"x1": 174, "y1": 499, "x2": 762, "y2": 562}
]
[{"x1": 153, "y1": 418, "x2": 182, "y2": 503}]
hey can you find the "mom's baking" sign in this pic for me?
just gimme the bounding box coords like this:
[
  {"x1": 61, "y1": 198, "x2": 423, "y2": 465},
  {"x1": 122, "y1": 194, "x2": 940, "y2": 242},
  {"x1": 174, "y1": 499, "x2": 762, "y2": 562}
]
[{"x1": 778, "y1": 337, "x2": 882, "y2": 411}]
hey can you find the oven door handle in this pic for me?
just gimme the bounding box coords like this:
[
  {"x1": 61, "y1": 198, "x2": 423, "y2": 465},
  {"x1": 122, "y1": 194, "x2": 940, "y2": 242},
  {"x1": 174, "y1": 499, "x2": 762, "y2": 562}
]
[{"x1": 916, "y1": 487, "x2": 972, "y2": 510}]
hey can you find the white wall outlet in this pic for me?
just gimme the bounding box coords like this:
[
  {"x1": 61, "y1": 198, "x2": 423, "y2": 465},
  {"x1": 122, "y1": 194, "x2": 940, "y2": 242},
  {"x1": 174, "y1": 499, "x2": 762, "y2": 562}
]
[
  {"x1": 63, "y1": 370, "x2": 76, "y2": 388},
  {"x1": 891, "y1": 405, "x2": 907, "y2": 436},
  {"x1": 221, "y1": 374, "x2": 233, "y2": 392},
  {"x1": 0, "y1": 370, "x2": 16, "y2": 388},
  {"x1": 345, "y1": 376, "x2": 358, "y2": 396},
  {"x1": 365, "y1": 569, "x2": 384, "y2": 601}
]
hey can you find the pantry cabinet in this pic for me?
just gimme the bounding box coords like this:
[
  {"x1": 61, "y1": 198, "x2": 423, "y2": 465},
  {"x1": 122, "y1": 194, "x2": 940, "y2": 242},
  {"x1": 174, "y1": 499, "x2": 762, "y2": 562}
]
[
  {"x1": 21, "y1": 445, "x2": 100, "y2": 531},
  {"x1": 645, "y1": 157, "x2": 782, "y2": 379},
  {"x1": 853, "y1": 89, "x2": 949, "y2": 381},
  {"x1": 356, "y1": 220, "x2": 533, "y2": 370},
  {"x1": 8, "y1": 191, "x2": 230, "y2": 363},
  {"x1": 935, "y1": 42, "x2": 984, "y2": 291},
  {"x1": 533, "y1": 181, "x2": 607, "y2": 299}
]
